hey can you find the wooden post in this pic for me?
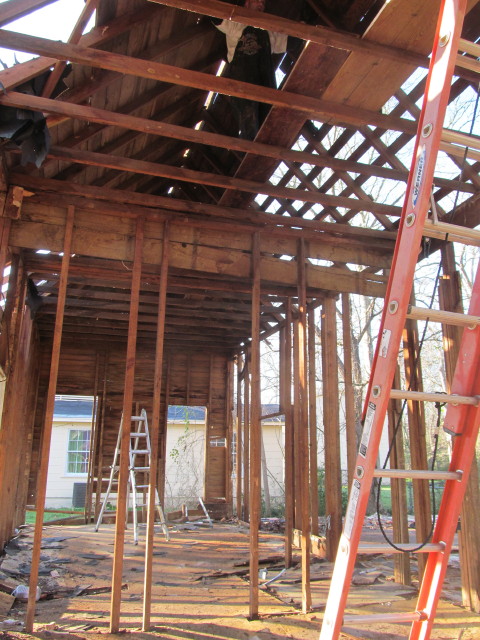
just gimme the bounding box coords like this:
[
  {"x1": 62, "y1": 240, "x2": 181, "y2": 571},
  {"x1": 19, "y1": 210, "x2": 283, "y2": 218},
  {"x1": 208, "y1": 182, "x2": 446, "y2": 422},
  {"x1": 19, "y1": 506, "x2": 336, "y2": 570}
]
[
  {"x1": 308, "y1": 306, "x2": 319, "y2": 536},
  {"x1": 110, "y1": 216, "x2": 144, "y2": 632},
  {"x1": 292, "y1": 319, "x2": 302, "y2": 529},
  {"x1": 249, "y1": 232, "x2": 261, "y2": 619},
  {"x1": 157, "y1": 354, "x2": 171, "y2": 506},
  {"x1": 225, "y1": 358, "x2": 234, "y2": 510},
  {"x1": 142, "y1": 221, "x2": 169, "y2": 631},
  {"x1": 243, "y1": 351, "x2": 250, "y2": 521},
  {"x1": 322, "y1": 295, "x2": 342, "y2": 561},
  {"x1": 440, "y1": 244, "x2": 480, "y2": 612},
  {"x1": 283, "y1": 299, "x2": 294, "y2": 568},
  {"x1": 25, "y1": 206, "x2": 75, "y2": 632},
  {"x1": 296, "y1": 239, "x2": 311, "y2": 613},
  {"x1": 341, "y1": 293, "x2": 357, "y2": 486},
  {"x1": 387, "y1": 365, "x2": 411, "y2": 585},
  {"x1": 236, "y1": 354, "x2": 243, "y2": 519},
  {"x1": 85, "y1": 352, "x2": 100, "y2": 523},
  {"x1": 402, "y1": 294, "x2": 431, "y2": 578},
  {"x1": 0, "y1": 218, "x2": 11, "y2": 287},
  {"x1": 94, "y1": 353, "x2": 108, "y2": 521}
]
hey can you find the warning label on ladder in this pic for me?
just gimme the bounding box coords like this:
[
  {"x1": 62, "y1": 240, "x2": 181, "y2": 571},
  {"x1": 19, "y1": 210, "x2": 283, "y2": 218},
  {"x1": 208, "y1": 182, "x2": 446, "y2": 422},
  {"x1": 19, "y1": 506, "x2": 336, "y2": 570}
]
[
  {"x1": 359, "y1": 401, "x2": 376, "y2": 457},
  {"x1": 412, "y1": 145, "x2": 426, "y2": 207},
  {"x1": 344, "y1": 479, "x2": 361, "y2": 539}
]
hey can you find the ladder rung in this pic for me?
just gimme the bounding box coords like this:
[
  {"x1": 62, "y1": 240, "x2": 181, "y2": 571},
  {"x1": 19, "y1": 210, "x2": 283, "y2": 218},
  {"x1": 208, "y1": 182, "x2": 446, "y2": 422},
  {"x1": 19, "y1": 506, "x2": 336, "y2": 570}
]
[
  {"x1": 458, "y1": 38, "x2": 480, "y2": 57},
  {"x1": 407, "y1": 305, "x2": 480, "y2": 328},
  {"x1": 135, "y1": 485, "x2": 149, "y2": 489},
  {"x1": 342, "y1": 612, "x2": 427, "y2": 625},
  {"x1": 358, "y1": 542, "x2": 445, "y2": 554},
  {"x1": 131, "y1": 449, "x2": 149, "y2": 454},
  {"x1": 131, "y1": 416, "x2": 145, "y2": 422},
  {"x1": 390, "y1": 388, "x2": 479, "y2": 406},
  {"x1": 373, "y1": 468, "x2": 462, "y2": 481},
  {"x1": 130, "y1": 432, "x2": 147, "y2": 437},
  {"x1": 423, "y1": 219, "x2": 480, "y2": 247},
  {"x1": 132, "y1": 466, "x2": 150, "y2": 471}
]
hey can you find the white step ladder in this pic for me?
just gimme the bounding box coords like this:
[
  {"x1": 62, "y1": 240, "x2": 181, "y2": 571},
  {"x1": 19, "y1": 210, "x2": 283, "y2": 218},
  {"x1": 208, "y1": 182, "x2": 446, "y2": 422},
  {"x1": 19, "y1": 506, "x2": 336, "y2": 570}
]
[{"x1": 95, "y1": 409, "x2": 169, "y2": 544}]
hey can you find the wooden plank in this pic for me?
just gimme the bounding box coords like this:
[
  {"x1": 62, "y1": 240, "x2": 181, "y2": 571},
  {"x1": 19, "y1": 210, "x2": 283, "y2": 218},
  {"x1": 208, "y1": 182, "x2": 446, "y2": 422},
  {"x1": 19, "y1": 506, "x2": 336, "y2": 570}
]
[
  {"x1": 142, "y1": 221, "x2": 169, "y2": 631},
  {"x1": 249, "y1": 233, "x2": 261, "y2": 620},
  {"x1": 110, "y1": 216, "x2": 144, "y2": 632},
  {"x1": 0, "y1": 32, "x2": 418, "y2": 134},
  {"x1": 25, "y1": 206, "x2": 74, "y2": 632},
  {"x1": 297, "y1": 239, "x2": 311, "y2": 613}
]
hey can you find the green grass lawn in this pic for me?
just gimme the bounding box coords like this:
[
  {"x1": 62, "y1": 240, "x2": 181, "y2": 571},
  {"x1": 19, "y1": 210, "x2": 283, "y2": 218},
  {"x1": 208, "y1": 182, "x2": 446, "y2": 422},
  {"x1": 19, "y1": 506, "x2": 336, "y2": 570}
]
[{"x1": 24, "y1": 510, "x2": 83, "y2": 524}]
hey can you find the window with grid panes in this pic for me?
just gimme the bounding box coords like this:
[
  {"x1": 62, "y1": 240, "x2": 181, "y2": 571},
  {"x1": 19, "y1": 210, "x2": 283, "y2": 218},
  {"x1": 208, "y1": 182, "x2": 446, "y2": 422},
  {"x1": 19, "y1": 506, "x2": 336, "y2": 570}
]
[{"x1": 66, "y1": 429, "x2": 90, "y2": 474}]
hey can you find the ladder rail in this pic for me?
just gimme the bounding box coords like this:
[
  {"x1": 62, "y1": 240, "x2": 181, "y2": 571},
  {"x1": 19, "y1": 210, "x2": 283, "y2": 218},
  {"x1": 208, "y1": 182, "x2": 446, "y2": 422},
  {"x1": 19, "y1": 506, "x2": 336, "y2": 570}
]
[
  {"x1": 319, "y1": 1, "x2": 470, "y2": 638},
  {"x1": 95, "y1": 416, "x2": 123, "y2": 532},
  {"x1": 409, "y1": 266, "x2": 480, "y2": 640}
]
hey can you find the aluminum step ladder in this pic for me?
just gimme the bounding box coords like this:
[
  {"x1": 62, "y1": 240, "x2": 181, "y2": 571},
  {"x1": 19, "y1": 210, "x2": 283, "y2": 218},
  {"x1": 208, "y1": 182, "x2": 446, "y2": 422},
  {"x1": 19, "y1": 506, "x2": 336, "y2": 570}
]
[
  {"x1": 319, "y1": 1, "x2": 480, "y2": 638},
  {"x1": 95, "y1": 408, "x2": 169, "y2": 544}
]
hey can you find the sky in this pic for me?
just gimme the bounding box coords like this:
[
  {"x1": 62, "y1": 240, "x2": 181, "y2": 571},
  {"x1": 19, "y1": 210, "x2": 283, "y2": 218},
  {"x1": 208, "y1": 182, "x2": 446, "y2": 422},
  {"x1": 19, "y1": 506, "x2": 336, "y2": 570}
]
[{"x1": 0, "y1": 0, "x2": 94, "y2": 68}]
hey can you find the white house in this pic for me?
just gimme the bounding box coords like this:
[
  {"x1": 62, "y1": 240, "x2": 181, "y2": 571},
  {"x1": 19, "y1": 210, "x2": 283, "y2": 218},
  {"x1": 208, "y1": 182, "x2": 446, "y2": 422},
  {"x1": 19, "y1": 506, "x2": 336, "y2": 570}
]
[{"x1": 45, "y1": 396, "x2": 95, "y2": 508}]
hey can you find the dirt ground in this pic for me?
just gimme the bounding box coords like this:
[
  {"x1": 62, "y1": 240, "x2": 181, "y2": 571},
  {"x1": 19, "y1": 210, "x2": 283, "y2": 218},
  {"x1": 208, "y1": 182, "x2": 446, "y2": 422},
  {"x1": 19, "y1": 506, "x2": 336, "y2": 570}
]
[{"x1": 1, "y1": 520, "x2": 480, "y2": 640}]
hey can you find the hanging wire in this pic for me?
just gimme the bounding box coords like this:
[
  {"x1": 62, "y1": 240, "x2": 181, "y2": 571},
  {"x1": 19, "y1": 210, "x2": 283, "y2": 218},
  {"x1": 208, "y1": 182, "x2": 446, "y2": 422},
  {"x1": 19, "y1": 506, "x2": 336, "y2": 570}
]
[{"x1": 375, "y1": 76, "x2": 480, "y2": 552}]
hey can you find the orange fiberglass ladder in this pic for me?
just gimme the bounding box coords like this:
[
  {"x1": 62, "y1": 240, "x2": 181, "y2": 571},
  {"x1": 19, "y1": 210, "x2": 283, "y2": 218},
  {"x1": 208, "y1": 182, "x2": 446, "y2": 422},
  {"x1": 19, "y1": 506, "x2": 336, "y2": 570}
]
[{"x1": 319, "y1": 1, "x2": 480, "y2": 639}]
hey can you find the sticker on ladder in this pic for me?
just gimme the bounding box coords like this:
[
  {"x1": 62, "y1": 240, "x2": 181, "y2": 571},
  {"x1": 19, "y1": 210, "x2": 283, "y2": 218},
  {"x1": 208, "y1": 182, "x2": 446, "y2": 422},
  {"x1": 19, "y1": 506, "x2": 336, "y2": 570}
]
[
  {"x1": 380, "y1": 329, "x2": 391, "y2": 358},
  {"x1": 412, "y1": 145, "x2": 426, "y2": 208},
  {"x1": 344, "y1": 479, "x2": 361, "y2": 539},
  {"x1": 359, "y1": 401, "x2": 376, "y2": 458}
]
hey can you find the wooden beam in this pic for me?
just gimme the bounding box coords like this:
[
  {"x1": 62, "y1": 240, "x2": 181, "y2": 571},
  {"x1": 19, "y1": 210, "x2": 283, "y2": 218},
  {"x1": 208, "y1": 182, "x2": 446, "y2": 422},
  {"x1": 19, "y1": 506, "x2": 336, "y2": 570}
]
[
  {"x1": 42, "y1": 0, "x2": 99, "y2": 99},
  {"x1": 0, "y1": 0, "x2": 56, "y2": 27},
  {"x1": 11, "y1": 174, "x2": 399, "y2": 241},
  {"x1": 0, "y1": 89, "x2": 415, "y2": 194},
  {"x1": 25, "y1": 206, "x2": 74, "y2": 632},
  {"x1": 249, "y1": 234, "x2": 261, "y2": 620},
  {"x1": 147, "y1": 0, "x2": 429, "y2": 69},
  {"x1": 143, "y1": 221, "x2": 169, "y2": 630},
  {"x1": 0, "y1": 31, "x2": 418, "y2": 134},
  {"x1": 36, "y1": 143, "x2": 402, "y2": 216},
  {"x1": 0, "y1": 4, "x2": 160, "y2": 90},
  {"x1": 110, "y1": 217, "x2": 144, "y2": 632}
]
